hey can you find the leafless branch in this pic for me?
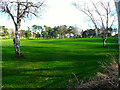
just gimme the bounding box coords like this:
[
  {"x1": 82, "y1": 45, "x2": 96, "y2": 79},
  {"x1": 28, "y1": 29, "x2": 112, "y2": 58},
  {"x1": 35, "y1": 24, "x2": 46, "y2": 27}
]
[{"x1": 73, "y1": 0, "x2": 116, "y2": 32}]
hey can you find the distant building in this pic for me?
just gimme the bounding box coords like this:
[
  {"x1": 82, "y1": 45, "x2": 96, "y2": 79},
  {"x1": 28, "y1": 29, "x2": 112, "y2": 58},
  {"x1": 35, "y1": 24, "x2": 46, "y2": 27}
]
[
  {"x1": 32, "y1": 32, "x2": 35, "y2": 37},
  {"x1": 19, "y1": 30, "x2": 25, "y2": 38}
]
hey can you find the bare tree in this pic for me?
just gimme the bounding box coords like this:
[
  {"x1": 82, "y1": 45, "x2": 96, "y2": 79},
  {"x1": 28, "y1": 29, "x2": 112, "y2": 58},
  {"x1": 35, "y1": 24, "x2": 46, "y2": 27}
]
[
  {"x1": 0, "y1": 0, "x2": 45, "y2": 57},
  {"x1": 74, "y1": 0, "x2": 116, "y2": 47},
  {"x1": 58, "y1": 25, "x2": 66, "y2": 39},
  {"x1": 72, "y1": 26, "x2": 81, "y2": 37}
]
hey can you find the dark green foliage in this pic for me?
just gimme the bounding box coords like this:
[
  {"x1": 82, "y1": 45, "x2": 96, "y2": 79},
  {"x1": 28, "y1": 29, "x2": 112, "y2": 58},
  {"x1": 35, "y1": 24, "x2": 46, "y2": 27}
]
[
  {"x1": 25, "y1": 30, "x2": 31, "y2": 39},
  {"x1": 88, "y1": 29, "x2": 96, "y2": 37},
  {"x1": 51, "y1": 26, "x2": 58, "y2": 38},
  {"x1": 67, "y1": 26, "x2": 74, "y2": 37},
  {"x1": 82, "y1": 29, "x2": 96, "y2": 38},
  {"x1": 82, "y1": 31, "x2": 88, "y2": 38},
  {"x1": 42, "y1": 31, "x2": 48, "y2": 39},
  {"x1": 52, "y1": 31, "x2": 58, "y2": 38},
  {"x1": 0, "y1": 26, "x2": 9, "y2": 36},
  {"x1": 35, "y1": 32, "x2": 40, "y2": 39},
  {"x1": 32, "y1": 25, "x2": 43, "y2": 36},
  {"x1": 32, "y1": 25, "x2": 38, "y2": 30}
]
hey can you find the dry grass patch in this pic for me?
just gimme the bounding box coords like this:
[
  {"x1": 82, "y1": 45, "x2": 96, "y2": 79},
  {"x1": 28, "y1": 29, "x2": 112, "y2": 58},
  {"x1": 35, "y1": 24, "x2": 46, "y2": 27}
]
[{"x1": 69, "y1": 55, "x2": 119, "y2": 89}]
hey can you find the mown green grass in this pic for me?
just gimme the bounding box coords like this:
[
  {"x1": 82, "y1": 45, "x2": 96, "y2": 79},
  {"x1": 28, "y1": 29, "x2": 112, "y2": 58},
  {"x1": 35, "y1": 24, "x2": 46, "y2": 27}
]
[{"x1": 2, "y1": 37, "x2": 118, "y2": 88}]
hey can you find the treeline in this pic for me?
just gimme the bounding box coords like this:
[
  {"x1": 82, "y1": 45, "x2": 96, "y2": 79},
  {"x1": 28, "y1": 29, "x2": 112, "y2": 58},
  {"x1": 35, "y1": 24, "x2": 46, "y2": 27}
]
[
  {"x1": 20, "y1": 25, "x2": 82, "y2": 39},
  {"x1": 23, "y1": 25, "x2": 116, "y2": 39},
  {"x1": 0, "y1": 25, "x2": 117, "y2": 39}
]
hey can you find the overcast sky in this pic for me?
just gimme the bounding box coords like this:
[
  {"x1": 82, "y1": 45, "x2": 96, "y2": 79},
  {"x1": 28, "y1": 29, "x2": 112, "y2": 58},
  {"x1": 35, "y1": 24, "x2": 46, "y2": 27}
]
[{"x1": 0, "y1": 0, "x2": 117, "y2": 30}]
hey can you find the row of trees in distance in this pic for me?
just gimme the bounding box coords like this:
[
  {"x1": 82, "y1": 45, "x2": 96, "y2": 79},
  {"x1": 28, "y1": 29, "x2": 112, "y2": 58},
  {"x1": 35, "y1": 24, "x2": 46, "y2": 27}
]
[
  {"x1": 0, "y1": 25, "x2": 117, "y2": 39},
  {"x1": 20, "y1": 25, "x2": 82, "y2": 39},
  {"x1": 20, "y1": 25, "x2": 118, "y2": 39}
]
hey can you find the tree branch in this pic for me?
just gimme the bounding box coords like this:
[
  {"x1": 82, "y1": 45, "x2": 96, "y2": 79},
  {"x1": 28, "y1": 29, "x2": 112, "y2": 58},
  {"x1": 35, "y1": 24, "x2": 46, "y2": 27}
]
[{"x1": 6, "y1": 6, "x2": 17, "y2": 26}]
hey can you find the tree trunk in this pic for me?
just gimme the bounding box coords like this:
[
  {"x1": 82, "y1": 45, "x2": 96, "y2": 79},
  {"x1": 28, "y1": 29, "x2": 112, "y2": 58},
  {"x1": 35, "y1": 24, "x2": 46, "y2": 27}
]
[
  {"x1": 103, "y1": 39, "x2": 106, "y2": 47},
  {"x1": 13, "y1": 28, "x2": 23, "y2": 57},
  {"x1": 95, "y1": 28, "x2": 98, "y2": 37},
  {"x1": 102, "y1": 36, "x2": 107, "y2": 47}
]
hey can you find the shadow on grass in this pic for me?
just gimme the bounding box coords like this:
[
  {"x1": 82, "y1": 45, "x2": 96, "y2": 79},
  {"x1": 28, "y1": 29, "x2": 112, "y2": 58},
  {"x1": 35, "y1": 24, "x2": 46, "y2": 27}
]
[
  {"x1": 2, "y1": 44, "x2": 118, "y2": 62},
  {"x1": 2, "y1": 64, "x2": 97, "y2": 88}
]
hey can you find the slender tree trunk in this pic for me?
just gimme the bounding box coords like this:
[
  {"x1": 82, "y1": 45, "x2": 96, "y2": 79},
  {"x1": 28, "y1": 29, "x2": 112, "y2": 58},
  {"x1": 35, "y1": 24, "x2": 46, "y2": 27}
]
[
  {"x1": 12, "y1": 0, "x2": 23, "y2": 57},
  {"x1": 13, "y1": 26, "x2": 23, "y2": 57},
  {"x1": 102, "y1": 35, "x2": 107, "y2": 47},
  {"x1": 103, "y1": 39, "x2": 105, "y2": 47},
  {"x1": 95, "y1": 28, "x2": 98, "y2": 37}
]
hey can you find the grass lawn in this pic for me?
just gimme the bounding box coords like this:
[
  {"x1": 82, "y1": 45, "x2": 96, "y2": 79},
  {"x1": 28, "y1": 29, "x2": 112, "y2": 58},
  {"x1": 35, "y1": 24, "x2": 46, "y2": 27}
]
[{"x1": 2, "y1": 37, "x2": 118, "y2": 88}]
